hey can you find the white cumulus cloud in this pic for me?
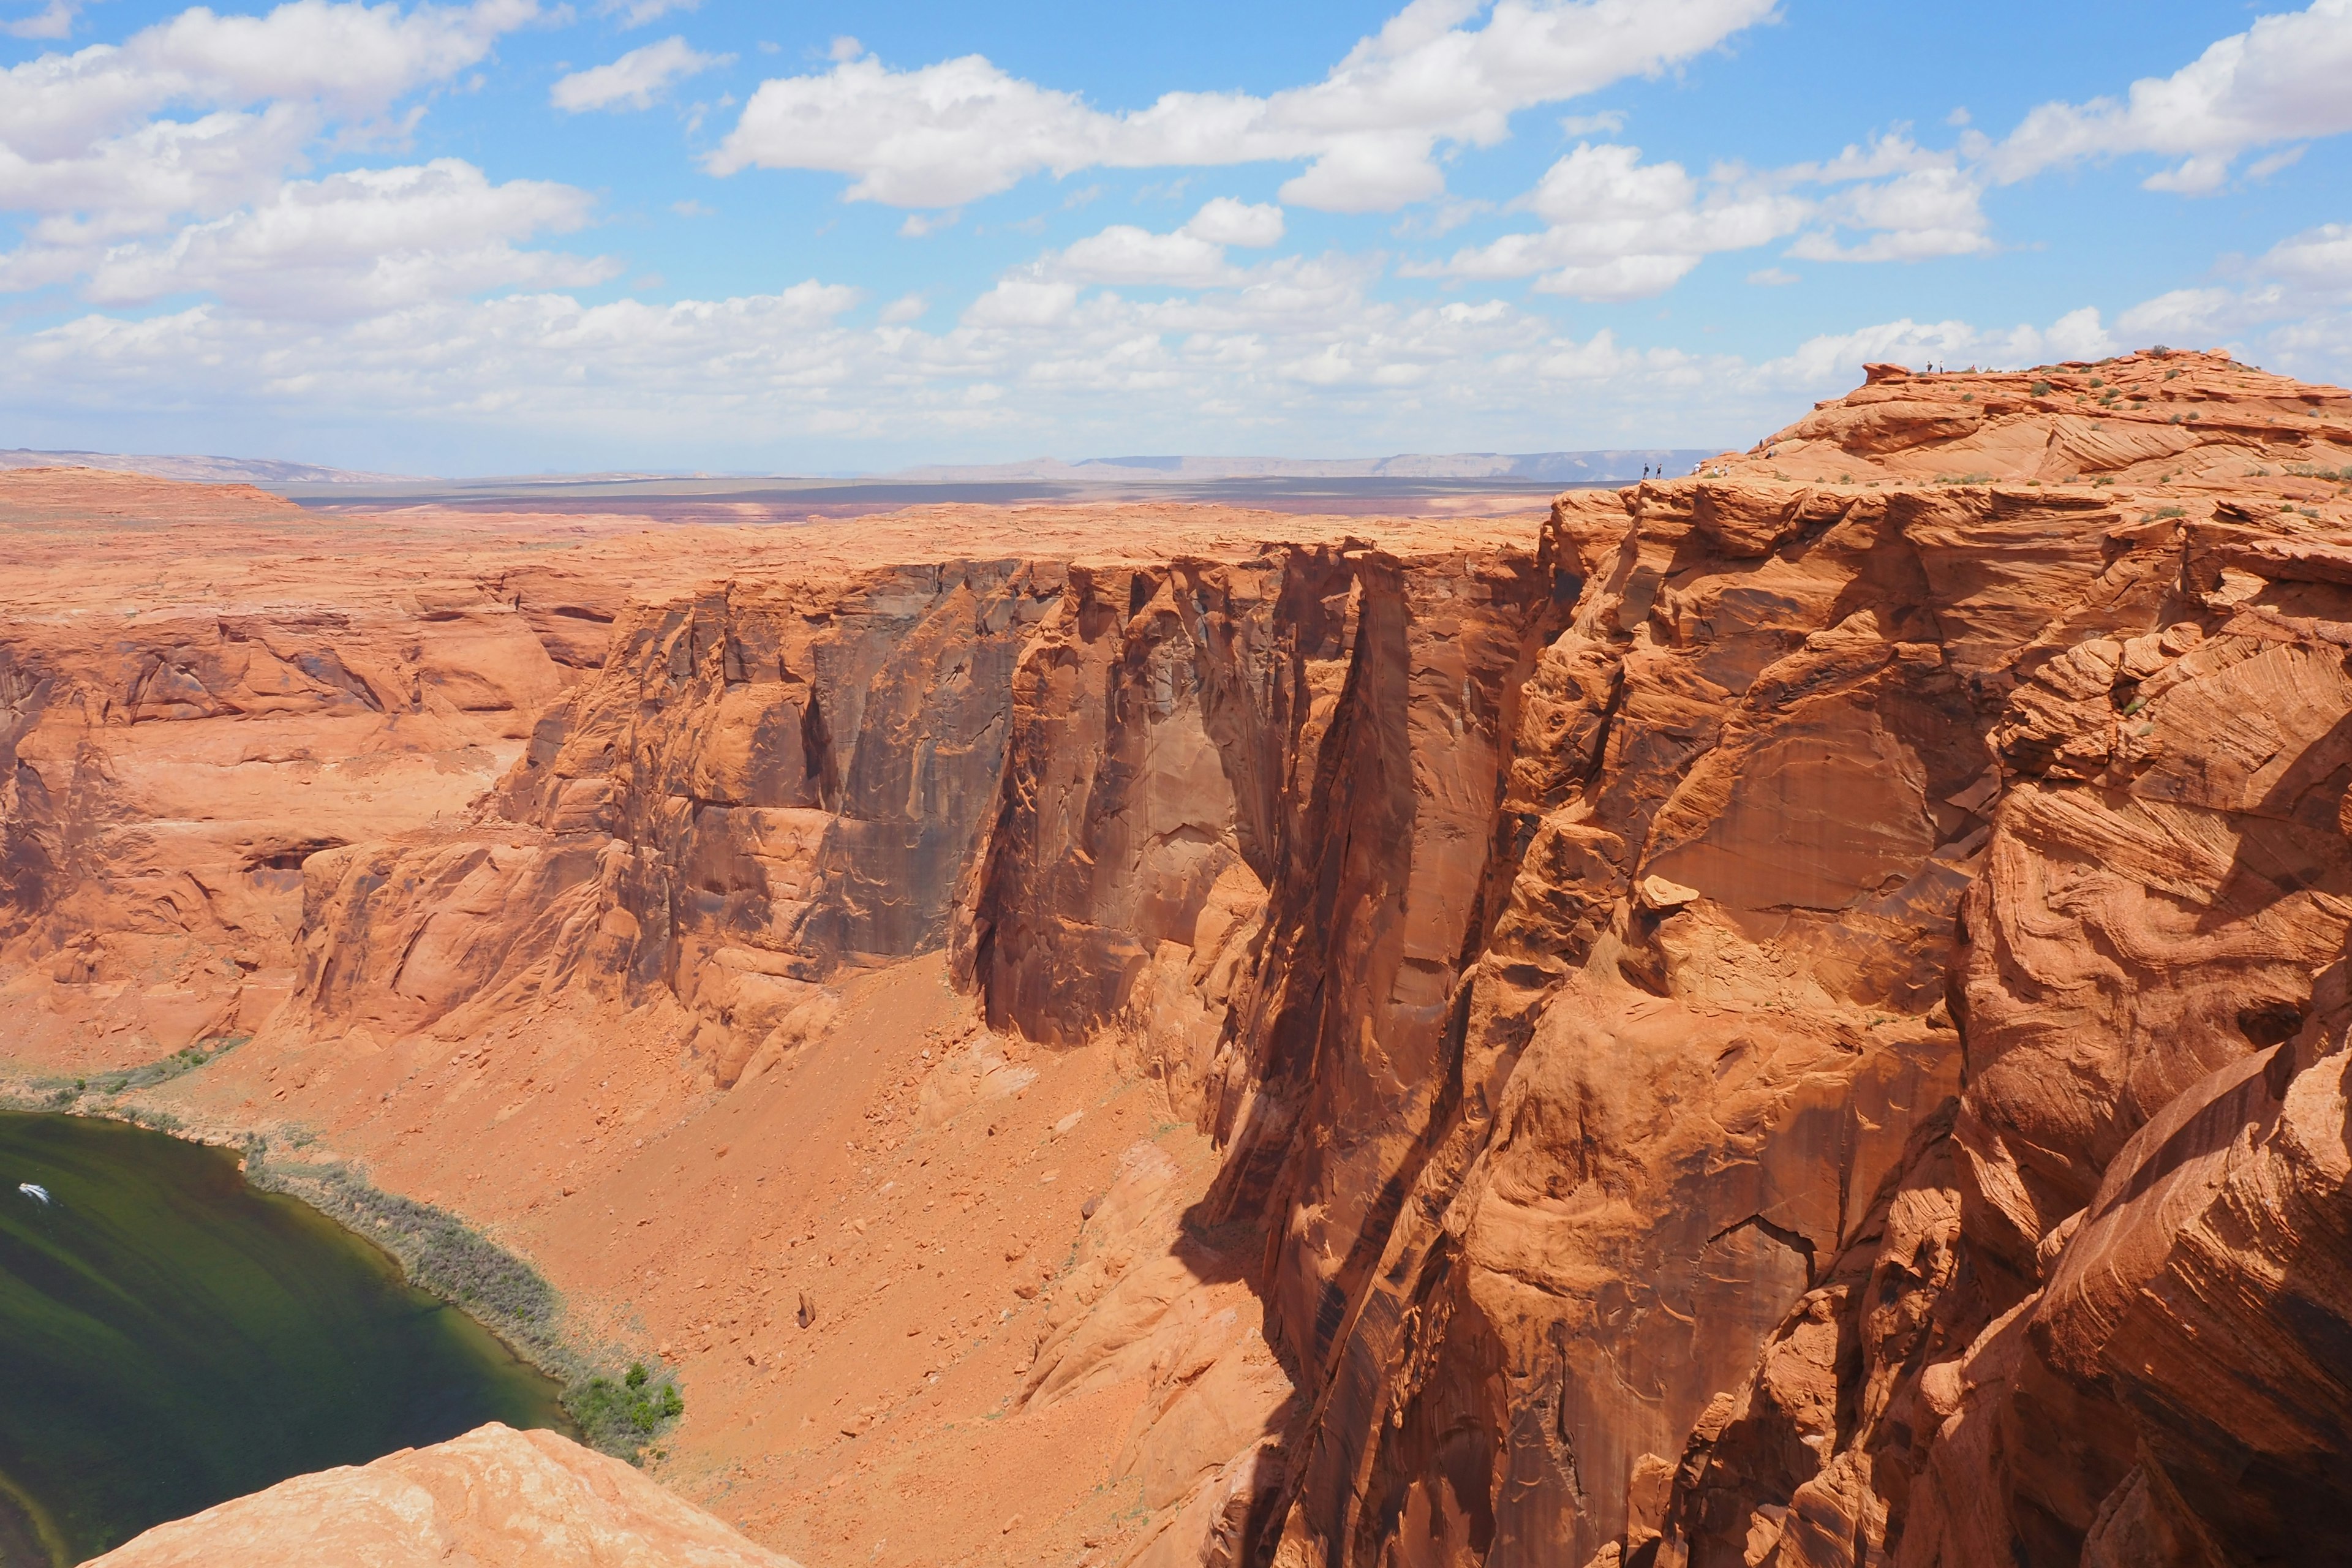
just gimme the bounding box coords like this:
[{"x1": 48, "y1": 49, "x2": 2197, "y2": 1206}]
[
  {"x1": 551, "y1": 35, "x2": 729, "y2": 113},
  {"x1": 2262, "y1": 222, "x2": 2352, "y2": 292},
  {"x1": 1041, "y1": 200, "x2": 1288, "y2": 287},
  {"x1": 1417, "y1": 142, "x2": 1806, "y2": 300},
  {"x1": 77, "y1": 159, "x2": 614, "y2": 317},
  {"x1": 706, "y1": 0, "x2": 1779, "y2": 212},
  {"x1": 0, "y1": 2, "x2": 622, "y2": 337},
  {"x1": 1053, "y1": 225, "x2": 1232, "y2": 287},
  {"x1": 0, "y1": 0, "x2": 544, "y2": 253},
  {"x1": 1990, "y1": 0, "x2": 2352, "y2": 193},
  {"x1": 1750, "y1": 306, "x2": 2118, "y2": 389},
  {"x1": 1183, "y1": 197, "x2": 1284, "y2": 247},
  {"x1": 1787, "y1": 162, "x2": 1991, "y2": 262},
  {"x1": 4, "y1": 0, "x2": 81, "y2": 40},
  {"x1": 2105, "y1": 222, "x2": 2351, "y2": 352},
  {"x1": 597, "y1": 0, "x2": 696, "y2": 28},
  {"x1": 1424, "y1": 132, "x2": 1994, "y2": 298}
]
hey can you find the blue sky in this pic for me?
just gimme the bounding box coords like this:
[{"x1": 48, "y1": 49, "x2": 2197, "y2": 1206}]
[{"x1": 1, "y1": 0, "x2": 2348, "y2": 475}]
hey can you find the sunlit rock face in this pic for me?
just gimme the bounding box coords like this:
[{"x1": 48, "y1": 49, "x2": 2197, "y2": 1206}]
[
  {"x1": 84, "y1": 1423, "x2": 803, "y2": 1568},
  {"x1": 13, "y1": 350, "x2": 2352, "y2": 1567}
]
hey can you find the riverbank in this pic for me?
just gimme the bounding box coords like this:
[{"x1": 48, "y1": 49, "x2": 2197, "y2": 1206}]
[
  {"x1": 0, "y1": 1109, "x2": 574, "y2": 1564},
  {"x1": 0, "y1": 1071, "x2": 684, "y2": 1464}
]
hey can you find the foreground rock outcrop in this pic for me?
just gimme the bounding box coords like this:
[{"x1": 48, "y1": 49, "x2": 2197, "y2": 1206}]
[
  {"x1": 9, "y1": 349, "x2": 2352, "y2": 1567},
  {"x1": 86, "y1": 1422, "x2": 801, "y2": 1567}
]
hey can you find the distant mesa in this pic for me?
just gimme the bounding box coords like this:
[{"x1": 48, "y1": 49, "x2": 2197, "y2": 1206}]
[
  {"x1": 0, "y1": 448, "x2": 402, "y2": 485},
  {"x1": 0, "y1": 446, "x2": 1716, "y2": 511},
  {"x1": 899, "y1": 449, "x2": 1713, "y2": 484},
  {"x1": 244, "y1": 448, "x2": 1720, "y2": 522}
]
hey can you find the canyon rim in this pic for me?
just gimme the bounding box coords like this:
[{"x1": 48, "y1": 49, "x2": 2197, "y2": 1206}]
[{"x1": 7, "y1": 349, "x2": 2352, "y2": 1566}]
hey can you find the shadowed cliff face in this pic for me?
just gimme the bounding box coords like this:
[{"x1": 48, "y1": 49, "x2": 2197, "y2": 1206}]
[
  {"x1": 1227, "y1": 478, "x2": 1994, "y2": 1566},
  {"x1": 12, "y1": 353, "x2": 2352, "y2": 1568},
  {"x1": 293, "y1": 564, "x2": 1063, "y2": 1083}
]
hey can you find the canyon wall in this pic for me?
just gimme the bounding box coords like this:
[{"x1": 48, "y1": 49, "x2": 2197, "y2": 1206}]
[
  {"x1": 0, "y1": 478, "x2": 609, "y2": 1070},
  {"x1": 9, "y1": 351, "x2": 2352, "y2": 1567},
  {"x1": 1197, "y1": 350, "x2": 2352, "y2": 1568}
]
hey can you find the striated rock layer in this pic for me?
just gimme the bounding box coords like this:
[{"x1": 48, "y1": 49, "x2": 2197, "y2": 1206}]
[
  {"x1": 86, "y1": 1422, "x2": 802, "y2": 1567},
  {"x1": 1226, "y1": 350, "x2": 2352, "y2": 1568},
  {"x1": 7, "y1": 350, "x2": 2352, "y2": 1567}
]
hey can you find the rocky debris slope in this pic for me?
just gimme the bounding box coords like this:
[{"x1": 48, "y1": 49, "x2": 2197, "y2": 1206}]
[
  {"x1": 0, "y1": 479, "x2": 1546, "y2": 1566},
  {"x1": 11, "y1": 350, "x2": 2352, "y2": 1568},
  {"x1": 86, "y1": 1422, "x2": 803, "y2": 1567},
  {"x1": 242, "y1": 518, "x2": 1554, "y2": 1564}
]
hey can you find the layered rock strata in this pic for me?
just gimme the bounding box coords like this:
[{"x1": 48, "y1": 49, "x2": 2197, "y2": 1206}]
[
  {"x1": 8, "y1": 350, "x2": 2352, "y2": 1567},
  {"x1": 1229, "y1": 351, "x2": 2352, "y2": 1568}
]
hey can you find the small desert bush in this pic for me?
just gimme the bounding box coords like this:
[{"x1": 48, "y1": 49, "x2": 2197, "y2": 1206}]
[
  {"x1": 247, "y1": 1156, "x2": 679, "y2": 1461},
  {"x1": 570, "y1": 1362, "x2": 687, "y2": 1455}
]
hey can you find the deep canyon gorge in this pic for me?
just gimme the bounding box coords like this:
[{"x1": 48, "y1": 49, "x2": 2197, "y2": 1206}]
[{"x1": 5, "y1": 349, "x2": 2352, "y2": 1566}]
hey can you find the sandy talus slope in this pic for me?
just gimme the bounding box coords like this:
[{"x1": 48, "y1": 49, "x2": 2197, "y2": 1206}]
[{"x1": 7, "y1": 347, "x2": 2352, "y2": 1566}]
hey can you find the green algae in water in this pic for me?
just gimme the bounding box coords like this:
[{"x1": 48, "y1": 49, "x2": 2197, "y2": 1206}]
[{"x1": 0, "y1": 1111, "x2": 571, "y2": 1566}]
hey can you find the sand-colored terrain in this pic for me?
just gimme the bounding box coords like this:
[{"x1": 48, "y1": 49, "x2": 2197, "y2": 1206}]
[{"x1": 12, "y1": 349, "x2": 2352, "y2": 1566}]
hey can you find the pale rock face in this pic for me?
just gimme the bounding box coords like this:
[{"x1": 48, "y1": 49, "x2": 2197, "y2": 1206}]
[{"x1": 85, "y1": 1423, "x2": 802, "y2": 1567}]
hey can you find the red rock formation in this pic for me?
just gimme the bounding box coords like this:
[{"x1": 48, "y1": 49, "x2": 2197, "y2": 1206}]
[
  {"x1": 85, "y1": 1422, "x2": 803, "y2": 1567},
  {"x1": 11, "y1": 350, "x2": 2352, "y2": 1568},
  {"x1": 0, "y1": 481, "x2": 1550, "y2": 1566},
  {"x1": 1593, "y1": 353, "x2": 2352, "y2": 1568}
]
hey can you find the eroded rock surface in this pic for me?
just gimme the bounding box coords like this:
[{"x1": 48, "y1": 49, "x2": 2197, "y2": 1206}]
[
  {"x1": 86, "y1": 1422, "x2": 802, "y2": 1567},
  {"x1": 11, "y1": 350, "x2": 2352, "y2": 1568}
]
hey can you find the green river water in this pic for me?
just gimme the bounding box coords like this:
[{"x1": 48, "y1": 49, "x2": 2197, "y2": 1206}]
[{"x1": 0, "y1": 1110, "x2": 570, "y2": 1566}]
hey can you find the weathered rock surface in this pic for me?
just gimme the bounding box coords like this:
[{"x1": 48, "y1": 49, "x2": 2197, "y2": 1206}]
[
  {"x1": 0, "y1": 480, "x2": 1544, "y2": 1566},
  {"x1": 10, "y1": 349, "x2": 2352, "y2": 1568},
  {"x1": 85, "y1": 1422, "x2": 802, "y2": 1567}
]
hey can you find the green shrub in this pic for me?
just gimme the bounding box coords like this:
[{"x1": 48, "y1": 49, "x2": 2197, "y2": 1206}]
[
  {"x1": 2030, "y1": 379, "x2": 2052, "y2": 396},
  {"x1": 75, "y1": 1036, "x2": 251, "y2": 1099},
  {"x1": 569, "y1": 1367, "x2": 687, "y2": 1455},
  {"x1": 246, "y1": 1156, "x2": 679, "y2": 1462}
]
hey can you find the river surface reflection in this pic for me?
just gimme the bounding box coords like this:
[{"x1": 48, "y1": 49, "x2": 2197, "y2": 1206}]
[{"x1": 0, "y1": 1110, "x2": 568, "y2": 1566}]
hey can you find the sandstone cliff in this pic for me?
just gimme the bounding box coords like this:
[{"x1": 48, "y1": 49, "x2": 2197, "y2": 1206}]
[
  {"x1": 85, "y1": 1422, "x2": 802, "y2": 1567},
  {"x1": 7, "y1": 349, "x2": 2352, "y2": 1568}
]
